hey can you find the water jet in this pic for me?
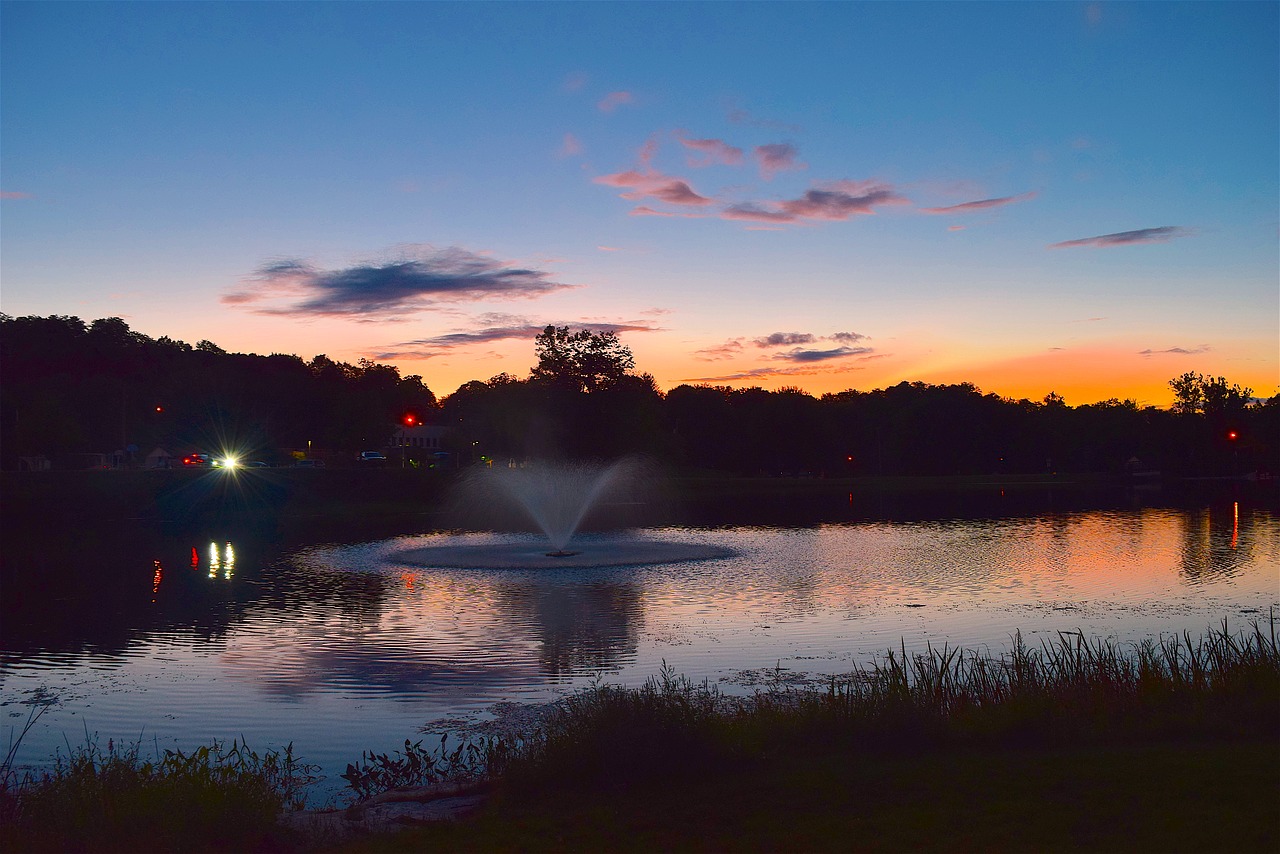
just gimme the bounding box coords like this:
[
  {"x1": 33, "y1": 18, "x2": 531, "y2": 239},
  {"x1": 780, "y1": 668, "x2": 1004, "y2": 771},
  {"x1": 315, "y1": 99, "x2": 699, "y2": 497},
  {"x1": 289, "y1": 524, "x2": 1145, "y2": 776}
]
[{"x1": 397, "y1": 460, "x2": 734, "y2": 569}]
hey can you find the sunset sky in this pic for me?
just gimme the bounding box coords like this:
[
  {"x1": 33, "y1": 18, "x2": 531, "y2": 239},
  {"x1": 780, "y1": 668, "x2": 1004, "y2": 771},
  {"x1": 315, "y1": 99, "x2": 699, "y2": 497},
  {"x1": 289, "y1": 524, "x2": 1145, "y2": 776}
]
[{"x1": 2, "y1": 1, "x2": 1276, "y2": 406}]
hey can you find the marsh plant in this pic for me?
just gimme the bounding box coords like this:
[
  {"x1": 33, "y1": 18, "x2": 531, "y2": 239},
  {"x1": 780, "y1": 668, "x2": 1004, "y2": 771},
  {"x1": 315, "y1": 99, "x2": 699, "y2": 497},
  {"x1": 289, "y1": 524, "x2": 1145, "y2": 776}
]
[
  {"x1": 340, "y1": 733, "x2": 514, "y2": 800},
  {"x1": 2, "y1": 734, "x2": 319, "y2": 852},
  {"x1": 494, "y1": 617, "x2": 1279, "y2": 793}
]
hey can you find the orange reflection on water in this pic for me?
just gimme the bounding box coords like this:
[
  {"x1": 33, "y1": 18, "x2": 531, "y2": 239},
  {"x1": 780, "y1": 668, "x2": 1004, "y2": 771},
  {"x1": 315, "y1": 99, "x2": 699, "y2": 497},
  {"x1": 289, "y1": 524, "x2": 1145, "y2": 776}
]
[
  {"x1": 152, "y1": 560, "x2": 163, "y2": 601},
  {"x1": 1232, "y1": 502, "x2": 1239, "y2": 550}
]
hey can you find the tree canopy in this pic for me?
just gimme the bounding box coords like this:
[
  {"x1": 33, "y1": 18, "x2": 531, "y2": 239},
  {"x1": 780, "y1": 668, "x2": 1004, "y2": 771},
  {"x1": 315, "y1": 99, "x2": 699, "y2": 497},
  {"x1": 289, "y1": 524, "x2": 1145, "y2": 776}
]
[
  {"x1": 529, "y1": 326, "x2": 635, "y2": 393},
  {"x1": 2, "y1": 314, "x2": 1276, "y2": 476}
]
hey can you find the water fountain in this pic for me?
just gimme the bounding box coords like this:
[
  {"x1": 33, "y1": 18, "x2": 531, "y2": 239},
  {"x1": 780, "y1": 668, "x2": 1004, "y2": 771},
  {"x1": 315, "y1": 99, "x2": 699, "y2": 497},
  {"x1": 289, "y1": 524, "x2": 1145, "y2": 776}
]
[{"x1": 396, "y1": 459, "x2": 734, "y2": 569}]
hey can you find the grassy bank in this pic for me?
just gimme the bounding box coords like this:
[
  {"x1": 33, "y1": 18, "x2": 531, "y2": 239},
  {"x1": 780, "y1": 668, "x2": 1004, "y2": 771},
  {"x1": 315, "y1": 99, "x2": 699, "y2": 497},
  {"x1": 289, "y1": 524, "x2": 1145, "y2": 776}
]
[{"x1": 4, "y1": 621, "x2": 1276, "y2": 852}]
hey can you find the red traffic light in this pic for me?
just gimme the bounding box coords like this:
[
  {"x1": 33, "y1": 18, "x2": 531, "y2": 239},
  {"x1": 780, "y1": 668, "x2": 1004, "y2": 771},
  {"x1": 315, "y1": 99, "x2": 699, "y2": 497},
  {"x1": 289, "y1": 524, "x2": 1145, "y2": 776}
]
[
  {"x1": 402, "y1": 413, "x2": 418, "y2": 427},
  {"x1": 1227, "y1": 430, "x2": 1239, "y2": 441}
]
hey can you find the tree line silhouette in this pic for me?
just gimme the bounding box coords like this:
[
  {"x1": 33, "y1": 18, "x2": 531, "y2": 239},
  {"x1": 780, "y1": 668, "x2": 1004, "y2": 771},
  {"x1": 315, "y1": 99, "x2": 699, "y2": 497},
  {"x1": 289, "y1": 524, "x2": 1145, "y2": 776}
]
[{"x1": 2, "y1": 314, "x2": 1274, "y2": 478}]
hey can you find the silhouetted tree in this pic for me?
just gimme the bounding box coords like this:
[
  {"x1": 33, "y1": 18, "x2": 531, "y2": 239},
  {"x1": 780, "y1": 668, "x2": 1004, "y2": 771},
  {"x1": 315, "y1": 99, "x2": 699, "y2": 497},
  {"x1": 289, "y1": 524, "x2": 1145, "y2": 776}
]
[{"x1": 530, "y1": 326, "x2": 635, "y2": 393}]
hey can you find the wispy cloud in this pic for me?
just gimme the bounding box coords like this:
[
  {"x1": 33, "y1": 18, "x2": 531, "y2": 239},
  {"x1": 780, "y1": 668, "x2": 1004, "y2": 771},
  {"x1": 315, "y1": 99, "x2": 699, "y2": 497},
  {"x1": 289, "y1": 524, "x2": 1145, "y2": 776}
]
[
  {"x1": 754, "y1": 143, "x2": 804, "y2": 180},
  {"x1": 559, "y1": 133, "x2": 584, "y2": 157},
  {"x1": 374, "y1": 314, "x2": 661, "y2": 359},
  {"x1": 224, "y1": 248, "x2": 572, "y2": 318},
  {"x1": 920, "y1": 191, "x2": 1036, "y2": 214},
  {"x1": 629, "y1": 205, "x2": 676, "y2": 217},
  {"x1": 0, "y1": 191, "x2": 32, "y2": 199},
  {"x1": 723, "y1": 180, "x2": 907, "y2": 225},
  {"x1": 727, "y1": 107, "x2": 801, "y2": 133},
  {"x1": 677, "y1": 134, "x2": 743, "y2": 167},
  {"x1": 693, "y1": 340, "x2": 745, "y2": 361},
  {"x1": 563, "y1": 71, "x2": 589, "y2": 92},
  {"x1": 1138, "y1": 344, "x2": 1211, "y2": 357},
  {"x1": 597, "y1": 91, "x2": 634, "y2": 113},
  {"x1": 685, "y1": 356, "x2": 878, "y2": 383},
  {"x1": 1049, "y1": 226, "x2": 1192, "y2": 249}
]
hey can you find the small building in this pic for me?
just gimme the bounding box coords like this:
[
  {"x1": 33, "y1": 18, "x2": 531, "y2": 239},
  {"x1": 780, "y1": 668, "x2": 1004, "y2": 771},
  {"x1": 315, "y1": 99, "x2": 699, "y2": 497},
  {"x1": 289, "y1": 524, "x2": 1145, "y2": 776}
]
[{"x1": 391, "y1": 424, "x2": 448, "y2": 452}]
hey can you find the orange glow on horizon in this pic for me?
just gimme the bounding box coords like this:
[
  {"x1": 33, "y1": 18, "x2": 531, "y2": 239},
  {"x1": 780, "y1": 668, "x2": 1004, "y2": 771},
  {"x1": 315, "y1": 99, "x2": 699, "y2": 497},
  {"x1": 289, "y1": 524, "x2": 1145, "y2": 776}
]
[{"x1": 381, "y1": 338, "x2": 1275, "y2": 408}]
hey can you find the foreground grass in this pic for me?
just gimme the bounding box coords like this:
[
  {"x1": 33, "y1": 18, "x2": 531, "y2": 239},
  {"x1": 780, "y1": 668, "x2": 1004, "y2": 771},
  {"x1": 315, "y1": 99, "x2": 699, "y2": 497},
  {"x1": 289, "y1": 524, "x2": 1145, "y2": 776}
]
[
  {"x1": 4, "y1": 621, "x2": 1277, "y2": 852},
  {"x1": 344, "y1": 621, "x2": 1280, "y2": 853}
]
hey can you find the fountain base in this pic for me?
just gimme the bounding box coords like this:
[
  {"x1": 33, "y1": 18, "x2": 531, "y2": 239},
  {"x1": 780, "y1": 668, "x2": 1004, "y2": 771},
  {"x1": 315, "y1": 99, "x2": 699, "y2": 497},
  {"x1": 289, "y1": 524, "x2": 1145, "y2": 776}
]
[{"x1": 396, "y1": 538, "x2": 734, "y2": 570}]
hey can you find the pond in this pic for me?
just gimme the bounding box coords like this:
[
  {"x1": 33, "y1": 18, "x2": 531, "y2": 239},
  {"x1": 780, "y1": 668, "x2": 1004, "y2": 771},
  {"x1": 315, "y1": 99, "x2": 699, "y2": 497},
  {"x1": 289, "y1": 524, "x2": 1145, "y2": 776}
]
[{"x1": 2, "y1": 484, "x2": 1276, "y2": 802}]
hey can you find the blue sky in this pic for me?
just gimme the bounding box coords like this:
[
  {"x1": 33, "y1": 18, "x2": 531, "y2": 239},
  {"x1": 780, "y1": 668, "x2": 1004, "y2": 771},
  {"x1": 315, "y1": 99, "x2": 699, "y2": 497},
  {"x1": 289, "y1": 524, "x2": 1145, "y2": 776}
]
[{"x1": 2, "y1": 1, "x2": 1276, "y2": 404}]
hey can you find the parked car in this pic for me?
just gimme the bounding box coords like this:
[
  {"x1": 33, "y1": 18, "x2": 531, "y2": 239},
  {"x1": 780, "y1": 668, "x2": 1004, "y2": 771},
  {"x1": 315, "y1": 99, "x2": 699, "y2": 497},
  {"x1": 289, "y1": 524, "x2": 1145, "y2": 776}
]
[
  {"x1": 357, "y1": 450, "x2": 388, "y2": 464},
  {"x1": 293, "y1": 459, "x2": 325, "y2": 468},
  {"x1": 181, "y1": 453, "x2": 211, "y2": 466}
]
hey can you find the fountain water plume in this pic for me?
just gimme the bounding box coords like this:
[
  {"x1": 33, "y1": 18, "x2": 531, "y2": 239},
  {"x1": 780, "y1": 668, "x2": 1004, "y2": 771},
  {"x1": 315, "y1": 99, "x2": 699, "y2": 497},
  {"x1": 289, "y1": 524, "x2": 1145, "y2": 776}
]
[{"x1": 471, "y1": 459, "x2": 634, "y2": 553}]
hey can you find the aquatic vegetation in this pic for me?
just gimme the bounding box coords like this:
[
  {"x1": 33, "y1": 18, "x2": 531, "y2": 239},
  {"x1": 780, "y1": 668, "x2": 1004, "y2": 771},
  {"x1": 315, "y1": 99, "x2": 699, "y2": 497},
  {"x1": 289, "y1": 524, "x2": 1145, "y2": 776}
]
[
  {"x1": 498, "y1": 616, "x2": 1279, "y2": 791},
  {"x1": 340, "y1": 734, "x2": 510, "y2": 801},
  {"x1": 1, "y1": 735, "x2": 319, "y2": 852}
]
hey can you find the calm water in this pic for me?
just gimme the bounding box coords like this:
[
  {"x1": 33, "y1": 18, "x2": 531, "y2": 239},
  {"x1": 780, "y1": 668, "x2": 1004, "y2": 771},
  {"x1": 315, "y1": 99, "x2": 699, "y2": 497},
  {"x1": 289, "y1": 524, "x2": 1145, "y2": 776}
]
[{"x1": 2, "y1": 489, "x2": 1277, "y2": 801}]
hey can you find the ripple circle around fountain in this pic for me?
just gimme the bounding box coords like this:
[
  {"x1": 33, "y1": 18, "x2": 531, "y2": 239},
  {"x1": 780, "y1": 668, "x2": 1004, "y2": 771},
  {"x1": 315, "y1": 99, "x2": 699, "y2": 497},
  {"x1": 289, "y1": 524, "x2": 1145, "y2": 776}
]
[{"x1": 397, "y1": 539, "x2": 735, "y2": 570}]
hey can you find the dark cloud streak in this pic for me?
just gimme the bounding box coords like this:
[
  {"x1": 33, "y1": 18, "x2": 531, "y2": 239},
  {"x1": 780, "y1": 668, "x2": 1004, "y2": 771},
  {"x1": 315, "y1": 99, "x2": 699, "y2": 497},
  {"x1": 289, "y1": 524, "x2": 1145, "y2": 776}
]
[
  {"x1": 1049, "y1": 226, "x2": 1191, "y2": 249},
  {"x1": 224, "y1": 248, "x2": 572, "y2": 317}
]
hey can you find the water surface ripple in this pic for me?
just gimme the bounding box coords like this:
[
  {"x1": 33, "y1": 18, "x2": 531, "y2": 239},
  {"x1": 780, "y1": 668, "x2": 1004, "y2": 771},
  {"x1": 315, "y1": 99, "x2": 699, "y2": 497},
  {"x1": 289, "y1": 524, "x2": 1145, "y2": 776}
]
[{"x1": 2, "y1": 503, "x2": 1276, "y2": 800}]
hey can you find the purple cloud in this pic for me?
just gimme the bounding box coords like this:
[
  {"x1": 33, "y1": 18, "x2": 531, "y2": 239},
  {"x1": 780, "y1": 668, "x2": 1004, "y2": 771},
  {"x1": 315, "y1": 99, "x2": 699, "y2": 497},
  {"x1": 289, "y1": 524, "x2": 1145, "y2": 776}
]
[
  {"x1": 725, "y1": 180, "x2": 907, "y2": 225},
  {"x1": 921, "y1": 191, "x2": 1036, "y2": 214},
  {"x1": 754, "y1": 332, "x2": 816, "y2": 347},
  {"x1": 1049, "y1": 226, "x2": 1192, "y2": 249},
  {"x1": 721, "y1": 203, "x2": 797, "y2": 223},
  {"x1": 224, "y1": 248, "x2": 572, "y2": 318},
  {"x1": 754, "y1": 143, "x2": 804, "y2": 180},
  {"x1": 772, "y1": 346, "x2": 873, "y2": 363}
]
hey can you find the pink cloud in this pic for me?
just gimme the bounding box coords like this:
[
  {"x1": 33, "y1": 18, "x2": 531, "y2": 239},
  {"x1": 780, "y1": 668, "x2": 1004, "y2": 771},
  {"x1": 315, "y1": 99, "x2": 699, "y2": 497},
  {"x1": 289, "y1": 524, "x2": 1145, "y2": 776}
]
[
  {"x1": 947, "y1": 225, "x2": 966, "y2": 232},
  {"x1": 921, "y1": 191, "x2": 1037, "y2": 214},
  {"x1": 1049, "y1": 226, "x2": 1192, "y2": 249},
  {"x1": 754, "y1": 143, "x2": 804, "y2": 180},
  {"x1": 597, "y1": 91, "x2": 634, "y2": 113},
  {"x1": 559, "y1": 133, "x2": 584, "y2": 157},
  {"x1": 693, "y1": 340, "x2": 745, "y2": 361},
  {"x1": 595, "y1": 169, "x2": 714, "y2": 207},
  {"x1": 677, "y1": 134, "x2": 744, "y2": 167},
  {"x1": 597, "y1": 245, "x2": 622, "y2": 252},
  {"x1": 1, "y1": 191, "x2": 32, "y2": 199},
  {"x1": 563, "y1": 71, "x2": 589, "y2": 92},
  {"x1": 629, "y1": 205, "x2": 675, "y2": 217}
]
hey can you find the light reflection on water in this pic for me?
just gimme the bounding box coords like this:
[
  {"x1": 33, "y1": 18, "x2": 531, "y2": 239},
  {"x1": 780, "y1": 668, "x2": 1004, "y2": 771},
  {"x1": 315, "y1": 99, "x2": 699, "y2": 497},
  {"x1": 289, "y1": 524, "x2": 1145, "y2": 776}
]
[{"x1": 1, "y1": 504, "x2": 1277, "y2": 801}]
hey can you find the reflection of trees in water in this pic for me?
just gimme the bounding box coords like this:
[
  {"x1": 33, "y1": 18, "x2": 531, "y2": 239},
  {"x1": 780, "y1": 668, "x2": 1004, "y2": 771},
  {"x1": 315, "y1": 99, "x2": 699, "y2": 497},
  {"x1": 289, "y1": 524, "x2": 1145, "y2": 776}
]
[
  {"x1": 1178, "y1": 503, "x2": 1255, "y2": 582},
  {"x1": 494, "y1": 579, "x2": 644, "y2": 678}
]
